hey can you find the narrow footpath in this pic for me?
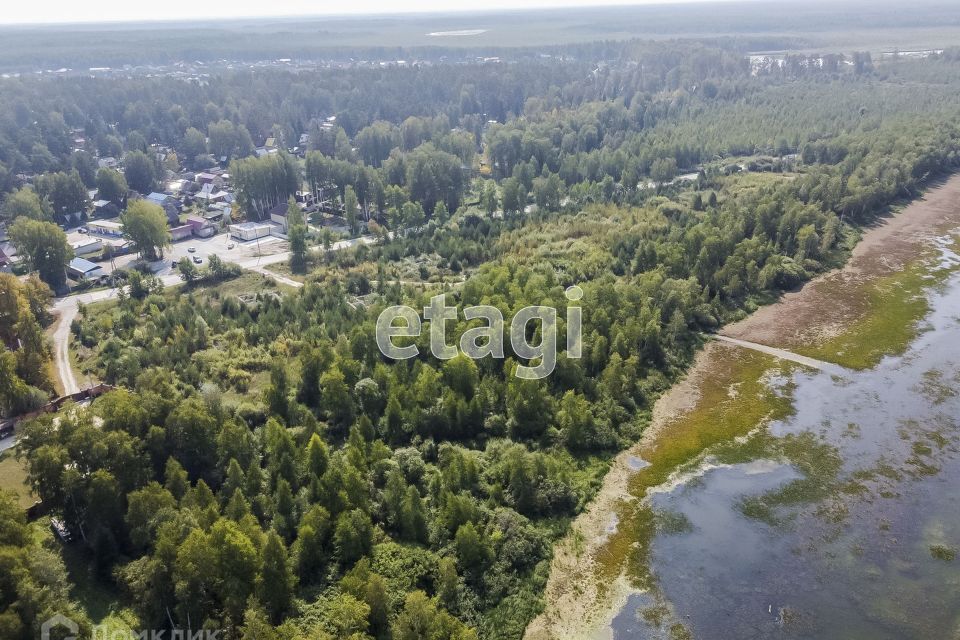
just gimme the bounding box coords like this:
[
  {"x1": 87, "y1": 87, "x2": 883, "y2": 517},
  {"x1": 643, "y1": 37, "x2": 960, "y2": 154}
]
[{"x1": 711, "y1": 334, "x2": 849, "y2": 376}]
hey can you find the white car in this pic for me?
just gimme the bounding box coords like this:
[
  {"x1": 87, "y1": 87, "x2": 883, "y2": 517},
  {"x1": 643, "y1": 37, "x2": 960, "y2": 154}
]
[
  {"x1": 51, "y1": 517, "x2": 74, "y2": 543},
  {"x1": 187, "y1": 247, "x2": 196, "y2": 253}
]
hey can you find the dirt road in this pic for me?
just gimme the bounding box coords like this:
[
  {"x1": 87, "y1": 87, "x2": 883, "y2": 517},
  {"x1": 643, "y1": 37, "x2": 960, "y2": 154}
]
[
  {"x1": 49, "y1": 273, "x2": 177, "y2": 396},
  {"x1": 51, "y1": 304, "x2": 80, "y2": 396}
]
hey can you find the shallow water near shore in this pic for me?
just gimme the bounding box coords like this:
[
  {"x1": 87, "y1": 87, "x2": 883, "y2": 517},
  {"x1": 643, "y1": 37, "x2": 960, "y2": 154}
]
[{"x1": 610, "y1": 250, "x2": 960, "y2": 639}]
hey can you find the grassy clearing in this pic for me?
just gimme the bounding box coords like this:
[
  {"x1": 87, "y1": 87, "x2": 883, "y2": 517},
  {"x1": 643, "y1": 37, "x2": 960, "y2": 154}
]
[
  {"x1": 264, "y1": 261, "x2": 306, "y2": 282},
  {"x1": 83, "y1": 297, "x2": 120, "y2": 317},
  {"x1": 70, "y1": 333, "x2": 100, "y2": 389},
  {"x1": 0, "y1": 449, "x2": 33, "y2": 509},
  {"x1": 190, "y1": 271, "x2": 281, "y2": 302},
  {"x1": 47, "y1": 359, "x2": 63, "y2": 397},
  {"x1": 59, "y1": 542, "x2": 141, "y2": 633},
  {"x1": 221, "y1": 369, "x2": 271, "y2": 407},
  {"x1": 718, "y1": 170, "x2": 799, "y2": 196},
  {"x1": 594, "y1": 347, "x2": 794, "y2": 591}
]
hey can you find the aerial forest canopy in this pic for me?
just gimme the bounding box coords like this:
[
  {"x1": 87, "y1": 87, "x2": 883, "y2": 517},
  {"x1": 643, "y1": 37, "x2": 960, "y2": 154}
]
[{"x1": 3, "y1": 33, "x2": 960, "y2": 640}]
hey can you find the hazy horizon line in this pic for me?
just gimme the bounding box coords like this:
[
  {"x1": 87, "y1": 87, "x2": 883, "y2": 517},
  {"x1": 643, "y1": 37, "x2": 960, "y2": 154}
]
[{"x1": 0, "y1": 0, "x2": 806, "y2": 29}]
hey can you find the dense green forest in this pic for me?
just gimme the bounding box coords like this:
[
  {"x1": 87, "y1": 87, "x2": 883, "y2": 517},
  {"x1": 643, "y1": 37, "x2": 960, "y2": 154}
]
[{"x1": 4, "y1": 32, "x2": 960, "y2": 640}]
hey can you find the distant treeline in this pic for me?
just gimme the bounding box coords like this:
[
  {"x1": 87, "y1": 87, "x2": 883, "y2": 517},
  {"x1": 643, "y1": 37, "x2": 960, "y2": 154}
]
[
  {"x1": 1, "y1": 0, "x2": 960, "y2": 69},
  {"x1": 3, "y1": 40, "x2": 938, "y2": 199}
]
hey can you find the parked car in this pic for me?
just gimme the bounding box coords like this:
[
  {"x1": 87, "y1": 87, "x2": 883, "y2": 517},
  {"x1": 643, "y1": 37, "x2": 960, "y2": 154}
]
[
  {"x1": 192, "y1": 256, "x2": 202, "y2": 264},
  {"x1": 187, "y1": 246, "x2": 196, "y2": 253},
  {"x1": 50, "y1": 517, "x2": 74, "y2": 543}
]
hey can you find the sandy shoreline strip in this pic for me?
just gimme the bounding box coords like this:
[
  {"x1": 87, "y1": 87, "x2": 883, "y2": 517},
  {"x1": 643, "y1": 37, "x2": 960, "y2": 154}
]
[{"x1": 723, "y1": 174, "x2": 960, "y2": 347}]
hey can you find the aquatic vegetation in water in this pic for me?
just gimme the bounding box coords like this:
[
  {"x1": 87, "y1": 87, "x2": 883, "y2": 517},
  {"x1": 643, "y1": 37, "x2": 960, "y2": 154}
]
[
  {"x1": 929, "y1": 544, "x2": 957, "y2": 562},
  {"x1": 588, "y1": 347, "x2": 797, "y2": 598},
  {"x1": 797, "y1": 242, "x2": 960, "y2": 370},
  {"x1": 565, "y1": 228, "x2": 960, "y2": 639},
  {"x1": 653, "y1": 508, "x2": 693, "y2": 535},
  {"x1": 638, "y1": 603, "x2": 670, "y2": 627},
  {"x1": 915, "y1": 368, "x2": 958, "y2": 404},
  {"x1": 724, "y1": 430, "x2": 845, "y2": 526}
]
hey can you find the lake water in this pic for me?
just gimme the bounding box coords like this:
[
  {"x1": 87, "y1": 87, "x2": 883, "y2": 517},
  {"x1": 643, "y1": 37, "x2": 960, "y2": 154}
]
[{"x1": 611, "y1": 247, "x2": 960, "y2": 639}]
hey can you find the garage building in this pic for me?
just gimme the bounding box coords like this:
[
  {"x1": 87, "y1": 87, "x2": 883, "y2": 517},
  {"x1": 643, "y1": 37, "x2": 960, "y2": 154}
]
[{"x1": 68, "y1": 257, "x2": 105, "y2": 281}]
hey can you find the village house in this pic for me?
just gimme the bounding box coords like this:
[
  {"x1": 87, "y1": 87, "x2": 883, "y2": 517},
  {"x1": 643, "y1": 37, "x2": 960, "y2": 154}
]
[
  {"x1": 92, "y1": 199, "x2": 120, "y2": 218},
  {"x1": 144, "y1": 192, "x2": 184, "y2": 226},
  {"x1": 268, "y1": 201, "x2": 290, "y2": 233},
  {"x1": 295, "y1": 190, "x2": 316, "y2": 207},
  {"x1": 146, "y1": 191, "x2": 182, "y2": 210},
  {"x1": 0, "y1": 226, "x2": 16, "y2": 272},
  {"x1": 0, "y1": 246, "x2": 13, "y2": 273},
  {"x1": 60, "y1": 211, "x2": 85, "y2": 228},
  {"x1": 169, "y1": 224, "x2": 194, "y2": 242},
  {"x1": 194, "y1": 183, "x2": 229, "y2": 205},
  {"x1": 194, "y1": 171, "x2": 220, "y2": 186},
  {"x1": 184, "y1": 216, "x2": 216, "y2": 238},
  {"x1": 202, "y1": 205, "x2": 231, "y2": 227}
]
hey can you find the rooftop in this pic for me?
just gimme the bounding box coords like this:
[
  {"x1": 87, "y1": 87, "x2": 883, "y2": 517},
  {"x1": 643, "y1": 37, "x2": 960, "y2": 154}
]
[
  {"x1": 230, "y1": 221, "x2": 273, "y2": 230},
  {"x1": 69, "y1": 257, "x2": 101, "y2": 272},
  {"x1": 90, "y1": 220, "x2": 123, "y2": 229}
]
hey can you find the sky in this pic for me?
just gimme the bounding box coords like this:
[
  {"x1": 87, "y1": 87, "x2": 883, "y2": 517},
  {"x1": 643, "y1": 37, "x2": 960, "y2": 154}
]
[{"x1": 0, "y1": 0, "x2": 726, "y2": 26}]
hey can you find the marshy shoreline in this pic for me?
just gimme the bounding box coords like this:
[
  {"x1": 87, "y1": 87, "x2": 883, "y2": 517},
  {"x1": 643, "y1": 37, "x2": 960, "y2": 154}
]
[{"x1": 526, "y1": 173, "x2": 960, "y2": 640}]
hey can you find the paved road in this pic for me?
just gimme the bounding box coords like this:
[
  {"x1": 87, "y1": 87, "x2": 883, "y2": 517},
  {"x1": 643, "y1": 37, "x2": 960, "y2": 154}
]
[{"x1": 712, "y1": 334, "x2": 848, "y2": 376}]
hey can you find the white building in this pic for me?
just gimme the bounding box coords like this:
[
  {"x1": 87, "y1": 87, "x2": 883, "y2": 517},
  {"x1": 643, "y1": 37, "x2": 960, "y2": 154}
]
[
  {"x1": 71, "y1": 238, "x2": 103, "y2": 256},
  {"x1": 89, "y1": 220, "x2": 124, "y2": 237},
  {"x1": 229, "y1": 222, "x2": 274, "y2": 242}
]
